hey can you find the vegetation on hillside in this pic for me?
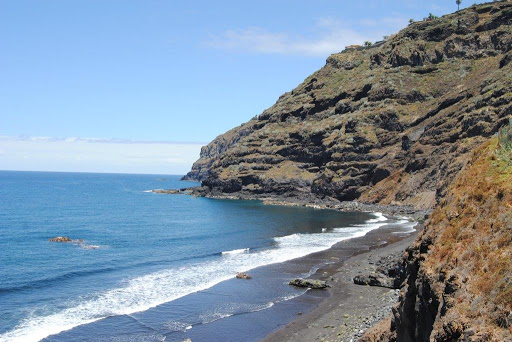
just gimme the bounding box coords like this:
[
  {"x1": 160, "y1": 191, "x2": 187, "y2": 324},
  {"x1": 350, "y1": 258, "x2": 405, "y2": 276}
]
[
  {"x1": 363, "y1": 122, "x2": 511, "y2": 341},
  {"x1": 498, "y1": 117, "x2": 512, "y2": 165},
  {"x1": 186, "y1": 1, "x2": 512, "y2": 212}
]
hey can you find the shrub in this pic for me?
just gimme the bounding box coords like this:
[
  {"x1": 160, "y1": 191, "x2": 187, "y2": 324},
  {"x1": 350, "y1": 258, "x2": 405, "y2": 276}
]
[
  {"x1": 425, "y1": 13, "x2": 439, "y2": 21},
  {"x1": 498, "y1": 117, "x2": 512, "y2": 150},
  {"x1": 497, "y1": 117, "x2": 512, "y2": 165}
]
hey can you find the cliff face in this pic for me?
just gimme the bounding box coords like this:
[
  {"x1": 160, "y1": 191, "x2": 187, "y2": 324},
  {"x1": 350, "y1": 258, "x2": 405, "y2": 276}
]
[
  {"x1": 363, "y1": 124, "x2": 511, "y2": 342},
  {"x1": 185, "y1": 2, "x2": 512, "y2": 210}
]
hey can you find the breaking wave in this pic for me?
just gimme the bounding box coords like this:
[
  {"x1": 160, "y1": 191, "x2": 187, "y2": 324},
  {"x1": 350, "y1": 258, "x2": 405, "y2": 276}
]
[
  {"x1": 221, "y1": 248, "x2": 250, "y2": 255},
  {"x1": 0, "y1": 212, "x2": 397, "y2": 342}
]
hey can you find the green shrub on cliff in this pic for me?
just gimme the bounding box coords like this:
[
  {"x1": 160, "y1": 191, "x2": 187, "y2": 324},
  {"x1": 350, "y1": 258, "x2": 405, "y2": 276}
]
[
  {"x1": 426, "y1": 13, "x2": 439, "y2": 20},
  {"x1": 498, "y1": 117, "x2": 512, "y2": 165},
  {"x1": 498, "y1": 118, "x2": 512, "y2": 149}
]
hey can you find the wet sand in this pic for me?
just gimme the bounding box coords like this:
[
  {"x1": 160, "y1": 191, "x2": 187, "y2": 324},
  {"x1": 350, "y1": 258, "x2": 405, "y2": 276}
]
[{"x1": 263, "y1": 225, "x2": 419, "y2": 342}]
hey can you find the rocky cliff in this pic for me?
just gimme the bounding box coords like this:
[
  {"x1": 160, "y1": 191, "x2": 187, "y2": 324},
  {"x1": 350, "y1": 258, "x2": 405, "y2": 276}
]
[
  {"x1": 362, "y1": 122, "x2": 512, "y2": 342},
  {"x1": 185, "y1": 1, "x2": 512, "y2": 210}
]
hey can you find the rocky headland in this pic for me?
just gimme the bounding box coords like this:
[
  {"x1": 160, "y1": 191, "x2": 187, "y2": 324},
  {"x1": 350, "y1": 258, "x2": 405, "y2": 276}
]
[
  {"x1": 173, "y1": 2, "x2": 512, "y2": 341},
  {"x1": 183, "y1": 1, "x2": 512, "y2": 214}
]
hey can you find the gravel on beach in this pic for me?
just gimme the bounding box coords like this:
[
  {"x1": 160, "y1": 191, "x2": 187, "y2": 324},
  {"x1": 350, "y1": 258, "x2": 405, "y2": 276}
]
[{"x1": 263, "y1": 232, "x2": 418, "y2": 342}]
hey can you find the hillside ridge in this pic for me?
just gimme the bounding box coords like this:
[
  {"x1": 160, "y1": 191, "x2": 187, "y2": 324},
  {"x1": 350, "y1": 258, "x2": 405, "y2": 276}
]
[{"x1": 184, "y1": 1, "x2": 512, "y2": 210}]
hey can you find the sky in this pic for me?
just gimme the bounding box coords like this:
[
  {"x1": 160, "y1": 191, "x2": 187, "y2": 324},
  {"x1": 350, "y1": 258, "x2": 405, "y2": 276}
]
[{"x1": 0, "y1": 0, "x2": 486, "y2": 174}]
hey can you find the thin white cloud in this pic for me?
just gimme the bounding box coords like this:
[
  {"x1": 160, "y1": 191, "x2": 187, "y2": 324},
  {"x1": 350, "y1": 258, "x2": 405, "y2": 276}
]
[
  {"x1": 206, "y1": 23, "x2": 368, "y2": 56},
  {"x1": 205, "y1": 17, "x2": 408, "y2": 56},
  {"x1": 2, "y1": 136, "x2": 205, "y2": 145},
  {"x1": 0, "y1": 136, "x2": 204, "y2": 175}
]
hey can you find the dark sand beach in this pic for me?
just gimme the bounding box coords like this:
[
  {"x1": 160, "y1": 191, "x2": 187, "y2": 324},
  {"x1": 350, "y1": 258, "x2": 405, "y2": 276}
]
[
  {"x1": 161, "y1": 216, "x2": 419, "y2": 342},
  {"x1": 263, "y1": 224, "x2": 419, "y2": 342}
]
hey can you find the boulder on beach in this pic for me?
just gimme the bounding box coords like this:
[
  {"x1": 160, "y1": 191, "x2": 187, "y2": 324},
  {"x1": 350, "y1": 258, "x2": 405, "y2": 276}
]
[
  {"x1": 289, "y1": 278, "x2": 330, "y2": 289},
  {"x1": 353, "y1": 251, "x2": 406, "y2": 289},
  {"x1": 235, "y1": 272, "x2": 252, "y2": 279},
  {"x1": 353, "y1": 273, "x2": 395, "y2": 288},
  {"x1": 49, "y1": 236, "x2": 72, "y2": 242}
]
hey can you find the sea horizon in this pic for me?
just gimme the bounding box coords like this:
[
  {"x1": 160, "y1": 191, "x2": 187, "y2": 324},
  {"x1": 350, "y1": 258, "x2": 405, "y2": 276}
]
[{"x1": 0, "y1": 170, "x2": 185, "y2": 177}]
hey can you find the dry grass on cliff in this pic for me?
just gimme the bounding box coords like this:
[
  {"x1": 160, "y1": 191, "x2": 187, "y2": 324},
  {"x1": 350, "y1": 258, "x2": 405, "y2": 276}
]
[
  {"x1": 424, "y1": 127, "x2": 512, "y2": 339},
  {"x1": 263, "y1": 160, "x2": 316, "y2": 183}
]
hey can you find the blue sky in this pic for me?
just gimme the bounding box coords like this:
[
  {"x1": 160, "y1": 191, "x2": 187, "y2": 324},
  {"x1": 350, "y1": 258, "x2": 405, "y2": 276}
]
[{"x1": 0, "y1": 0, "x2": 485, "y2": 174}]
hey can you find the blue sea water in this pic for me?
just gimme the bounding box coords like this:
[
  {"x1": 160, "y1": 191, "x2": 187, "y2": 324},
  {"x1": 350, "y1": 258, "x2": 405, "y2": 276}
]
[{"x1": 0, "y1": 171, "x2": 405, "y2": 342}]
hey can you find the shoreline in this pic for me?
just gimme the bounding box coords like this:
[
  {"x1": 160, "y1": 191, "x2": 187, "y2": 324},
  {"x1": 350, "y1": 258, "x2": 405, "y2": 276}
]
[
  {"x1": 262, "y1": 224, "x2": 419, "y2": 342},
  {"x1": 163, "y1": 214, "x2": 420, "y2": 342},
  {"x1": 150, "y1": 187, "x2": 431, "y2": 222},
  {"x1": 2, "y1": 192, "x2": 417, "y2": 342},
  {"x1": 150, "y1": 187, "x2": 423, "y2": 341}
]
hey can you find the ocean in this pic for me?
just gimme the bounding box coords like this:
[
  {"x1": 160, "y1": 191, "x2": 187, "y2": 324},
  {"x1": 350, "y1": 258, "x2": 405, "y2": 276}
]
[{"x1": 0, "y1": 171, "x2": 413, "y2": 342}]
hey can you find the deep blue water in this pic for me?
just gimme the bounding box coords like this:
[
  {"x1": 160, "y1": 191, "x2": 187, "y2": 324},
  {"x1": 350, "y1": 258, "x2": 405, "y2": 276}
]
[{"x1": 0, "y1": 171, "x2": 393, "y2": 342}]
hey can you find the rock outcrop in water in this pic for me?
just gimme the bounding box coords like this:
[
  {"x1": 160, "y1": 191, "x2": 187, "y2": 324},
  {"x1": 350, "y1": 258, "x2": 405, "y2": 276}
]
[
  {"x1": 184, "y1": 2, "x2": 512, "y2": 210},
  {"x1": 49, "y1": 236, "x2": 72, "y2": 242},
  {"x1": 235, "y1": 272, "x2": 252, "y2": 279}
]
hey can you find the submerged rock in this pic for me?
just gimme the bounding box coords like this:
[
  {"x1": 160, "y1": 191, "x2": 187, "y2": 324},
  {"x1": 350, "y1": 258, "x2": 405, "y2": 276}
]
[
  {"x1": 81, "y1": 244, "x2": 100, "y2": 250},
  {"x1": 49, "y1": 236, "x2": 72, "y2": 242},
  {"x1": 235, "y1": 272, "x2": 252, "y2": 279},
  {"x1": 289, "y1": 278, "x2": 330, "y2": 289}
]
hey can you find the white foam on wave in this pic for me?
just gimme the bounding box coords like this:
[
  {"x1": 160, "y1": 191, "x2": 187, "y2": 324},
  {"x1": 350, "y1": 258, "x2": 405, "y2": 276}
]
[
  {"x1": 198, "y1": 300, "x2": 276, "y2": 325},
  {"x1": 221, "y1": 248, "x2": 250, "y2": 255},
  {"x1": 392, "y1": 219, "x2": 417, "y2": 234},
  {"x1": 164, "y1": 321, "x2": 191, "y2": 332},
  {"x1": 0, "y1": 212, "x2": 391, "y2": 342},
  {"x1": 80, "y1": 244, "x2": 101, "y2": 250},
  {"x1": 366, "y1": 212, "x2": 387, "y2": 223}
]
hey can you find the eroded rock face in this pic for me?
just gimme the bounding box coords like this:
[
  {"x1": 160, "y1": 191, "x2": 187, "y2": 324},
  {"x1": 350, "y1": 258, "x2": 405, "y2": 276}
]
[
  {"x1": 184, "y1": 2, "x2": 512, "y2": 210},
  {"x1": 363, "y1": 131, "x2": 512, "y2": 341},
  {"x1": 393, "y1": 138, "x2": 512, "y2": 342}
]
